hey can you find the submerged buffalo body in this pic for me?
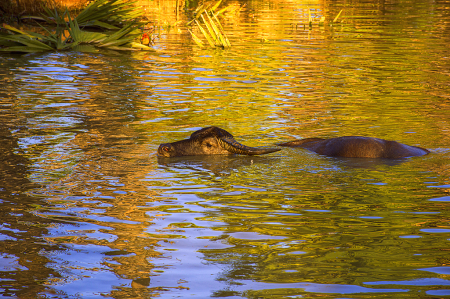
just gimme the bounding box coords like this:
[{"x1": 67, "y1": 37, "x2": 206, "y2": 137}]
[
  {"x1": 279, "y1": 136, "x2": 429, "y2": 158},
  {"x1": 158, "y1": 126, "x2": 280, "y2": 157},
  {"x1": 158, "y1": 127, "x2": 429, "y2": 159}
]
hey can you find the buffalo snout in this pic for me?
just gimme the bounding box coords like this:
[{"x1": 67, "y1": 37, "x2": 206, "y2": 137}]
[{"x1": 157, "y1": 143, "x2": 175, "y2": 157}]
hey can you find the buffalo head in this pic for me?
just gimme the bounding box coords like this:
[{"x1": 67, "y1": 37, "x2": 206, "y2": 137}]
[{"x1": 158, "y1": 126, "x2": 281, "y2": 157}]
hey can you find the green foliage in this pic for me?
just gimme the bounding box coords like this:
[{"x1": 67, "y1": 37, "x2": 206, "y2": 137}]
[
  {"x1": 0, "y1": 0, "x2": 151, "y2": 53},
  {"x1": 188, "y1": 0, "x2": 233, "y2": 49},
  {"x1": 73, "y1": 0, "x2": 143, "y2": 28}
]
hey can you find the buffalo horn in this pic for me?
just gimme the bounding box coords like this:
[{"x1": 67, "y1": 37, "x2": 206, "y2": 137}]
[{"x1": 218, "y1": 137, "x2": 280, "y2": 155}]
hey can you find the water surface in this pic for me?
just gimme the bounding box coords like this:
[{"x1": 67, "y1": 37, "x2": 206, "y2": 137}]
[{"x1": 1, "y1": 0, "x2": 450, "y2": 298}]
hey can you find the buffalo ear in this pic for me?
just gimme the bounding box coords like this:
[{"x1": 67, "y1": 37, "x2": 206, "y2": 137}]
[{"x1": 219, "y1": 136, "x2": 281, "y2": 155}]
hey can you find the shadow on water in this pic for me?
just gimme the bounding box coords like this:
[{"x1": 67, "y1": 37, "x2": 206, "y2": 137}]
[
  {"x1": 157, "y1": 153, "x2": 281, "y2": 176},
  {"x1": 328, "y1": 155, "x2": 422, "y2": 169}
]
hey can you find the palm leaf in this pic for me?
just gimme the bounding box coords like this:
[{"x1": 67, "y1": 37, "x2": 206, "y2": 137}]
[
  {"x1": 0, "y1": 46, "x2": 48, "y2": 52},
  {"x1": 211, "y1": 0, "x2": 222, "y2": 12},
  {"x1": 0, "y1": 34, "x2": 53, "y2": 50},
  {"x1": 215, "y1": 4, "x2": 241, "y2": 17},
  {"x1": 83, "y1": 20, "x2": 121, "y2": 30},
  {"x1": 206, "y1": 13, "x2": 226, "y2": 47},
  {"x1": 68, "y1": 14, "x2": 107, "y2": 44},
  {"x1": 97, "y1": 23, "x2": 137, "y2": 46},
  {"x1": 333, "y1": 9, "x2": 343, "y2": 23},
  {"x1": 189, "y1": 3, "x2": 231, "y2": 49},
  {"x1": 193, "y1": 3, "x2": 207, "y2": 18},
  {"x1": 200, "y1": 13, "x2": 218, "y2": 45},
  {"x1": 195, "y1": 19, "x2": 215, "y2": 47},
  {"x1": 207, "y1": 15, "x2": 231, "y2": 47},
  {"x1": 41, "y1": 7, "x2": 68, "y2": 25},
  {"x1": 37, "y1": 23, "x2": 71, "y2": 50},
  {"x1": 75, "y1": 0, "x2": 143, "y2": 25},
  {"x1": 213, "y1": 14, "x2": 230, "y2": 47},
  {"x1": 3, "y1": 24, "x2": 34, "y2": 37},
  {"x1": 75, "y1": 0, "x2": 108, "y2": 24},
  {"x1": 188, "y1": 29, "x2": 205, "y2": 48},
  {"x1": 0, "y1": 0, "x2": 149, "y2": 53}
]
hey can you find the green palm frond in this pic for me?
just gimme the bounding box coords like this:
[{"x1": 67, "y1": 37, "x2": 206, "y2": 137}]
[
  {"x1": 0, "y1": 0, "x2": 152, "y2": 53},
  {"x1": 188, "y1": 28, "x2": 205, "y2": 48},
  {"x1": 0, "y1": 34, "x2": 54, "y2": 50},
  {"x1": 67, "y1": 14, "x2": 107, "y2": 45},
  {"x1": 41, "y1": 7, "x2": 68, "y2": 25},
  {"x1": 212, "y1": 14, "x2": 230, "y2": 47},
  {"x1": 3, "y1": 24, "x2": 35, "y2": 37},
  {"x1": 195, "y1": 19, "x2": 215, "y2": 47},
  {"x1": 75, "y1": 0, "x2": 143, "y2": 26},
  {"x1": 0, "y1": 45, "x2": 50, "y2": 52},
  {"x1": 83, "y1": 20, "x2": 120, "y2": 30},
  {"x1": 189, "y1": 0, "x2": 232, "y2": 48},
  {"x1": 97, "y1": 23, "x2": 140, "y2": 47},
  {"x1": 37, "y1": 23, "x2": 71, "y2": 50}
]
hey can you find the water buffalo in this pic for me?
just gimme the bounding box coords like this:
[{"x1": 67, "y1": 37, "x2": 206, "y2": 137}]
[
  {"x1": 157, "y1": 126, "x2": 281, "y2": 157},
  {"x1": 278, "y1": 136, "x2": 429, "y2": 158}
]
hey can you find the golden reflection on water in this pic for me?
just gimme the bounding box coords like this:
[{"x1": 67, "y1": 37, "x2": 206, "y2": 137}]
[{"x1": 0, "y1": 0, "x2": 450, "y2": 297}]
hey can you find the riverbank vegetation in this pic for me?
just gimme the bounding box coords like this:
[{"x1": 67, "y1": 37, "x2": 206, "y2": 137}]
[
  {"x1": 0, "y1": 0, "x2": 237, "y2": 52},
  {"x1": 0, "y1": 0, "x2": 152, "y2": 52},
  {"x1": 187, "y1": 1, "x2": 237, "y2": 48},
  {"x1": 0, "y1": 0, "x2": 343, "y2": 53}
]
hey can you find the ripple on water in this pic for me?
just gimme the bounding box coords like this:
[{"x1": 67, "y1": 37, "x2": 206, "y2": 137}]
[
  {"x1": 429, "y1": 196, "x2": 450, "y2": 202},
  {"x1": 420, "y1": 228, "x2": 450, "y2": 233}
]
